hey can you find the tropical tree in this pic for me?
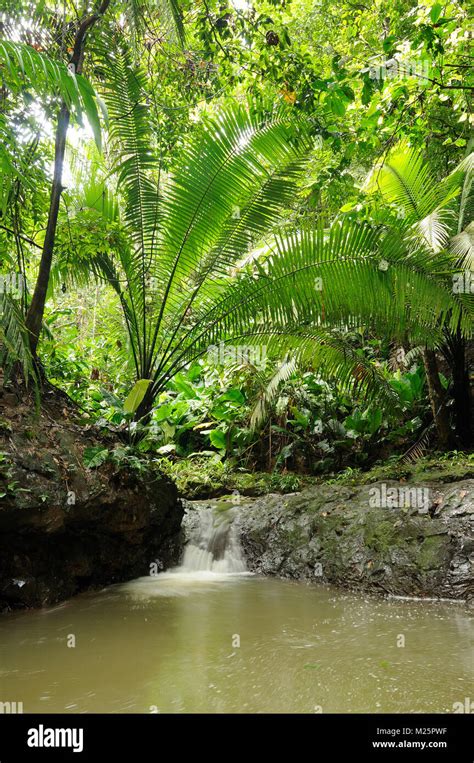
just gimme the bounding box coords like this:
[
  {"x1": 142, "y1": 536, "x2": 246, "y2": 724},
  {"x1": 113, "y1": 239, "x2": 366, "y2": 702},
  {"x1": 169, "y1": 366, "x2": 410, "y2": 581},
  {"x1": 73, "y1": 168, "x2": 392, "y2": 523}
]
[
  {"x1": 0, "y1": 0, "x2": 184, "y2": 357},
  {"x1": 68, "y1": 41, "x2": 472, "y2": 433},
  {"x1": 364, "y1": 140, "x2": 474, "y2": 446},
  {"x1": 0, "y1": 34, "x2": 104, "y2": 370},
  {"x1": 1, "y1": 4, "x2": 471, "y2": 457}
]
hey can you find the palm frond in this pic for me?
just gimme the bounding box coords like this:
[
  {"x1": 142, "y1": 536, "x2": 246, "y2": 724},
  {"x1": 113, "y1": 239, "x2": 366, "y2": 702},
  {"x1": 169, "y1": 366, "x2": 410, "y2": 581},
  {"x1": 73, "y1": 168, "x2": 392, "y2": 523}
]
[
  {"x1": 0, "y1": 291, "x2": 35, "y2": 382},
  {"x1": 78, "y1": 98, "x2": 473, "y2": 419},
  {"x1": 401, "y1": 426, "x2": 432, "y2": 464},
  {"x1": 120, "y1": 0, "x2": 185, "y2": 48},
  {"x1": 366, "y1": 142, "x2": 473, "y2": 252},
  {"x1": 450, "y1": 222, "x2": 474, "y2": 269},
  {"x1": 0, "y1": 40, "x2": 102, "y2": 148},
  {"x1": 250, "y1": 357, "x2": 297, "y2": 430},
  {"x1": 365, "y1": 140, "x2": 443, "y2": 221}
]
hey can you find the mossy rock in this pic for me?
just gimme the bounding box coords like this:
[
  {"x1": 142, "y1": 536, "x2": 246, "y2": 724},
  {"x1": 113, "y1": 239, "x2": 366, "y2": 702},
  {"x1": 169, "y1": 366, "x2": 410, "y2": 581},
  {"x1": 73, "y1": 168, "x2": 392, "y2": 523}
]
[{"x1": 236, "y1": 478, "x2": 473, "y2": 601}]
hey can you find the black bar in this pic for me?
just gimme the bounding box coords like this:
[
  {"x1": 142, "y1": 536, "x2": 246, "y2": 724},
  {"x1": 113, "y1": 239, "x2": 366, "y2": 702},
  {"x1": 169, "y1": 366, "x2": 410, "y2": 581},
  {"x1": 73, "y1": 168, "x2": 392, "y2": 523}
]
[{"x1": 0, "y1": 713, "x2": 472, "y2": 760}]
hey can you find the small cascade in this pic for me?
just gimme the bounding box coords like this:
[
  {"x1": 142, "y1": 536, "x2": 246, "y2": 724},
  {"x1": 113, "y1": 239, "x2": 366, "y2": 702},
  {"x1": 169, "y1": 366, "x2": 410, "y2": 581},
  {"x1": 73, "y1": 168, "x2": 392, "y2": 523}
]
[
  {"x1": 121, "y1": 503, "x2": 249, "y2": 598},
  {"x1": 177, "y1": 505, "x2": 247, "y2": 574}
]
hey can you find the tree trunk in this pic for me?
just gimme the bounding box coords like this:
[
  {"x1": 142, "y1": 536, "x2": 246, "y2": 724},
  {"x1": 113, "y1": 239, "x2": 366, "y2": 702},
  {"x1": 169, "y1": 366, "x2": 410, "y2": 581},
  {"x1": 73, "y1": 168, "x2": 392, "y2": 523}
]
[
  {"x1": 25, "y1": 0, "x2": 111, "y2": 356},
  {"x1": 442, "y1": 331, "x2": 472, "y2": 449},
  {"x1": 25, "y1": 104, "x2": 70, "y2": 354},
  {"x1": 134, "y1": 385, "x2": 156, "y2": 427},
  {"x1": 423, "y1": 348, "x2": 453, "y2": 449}
]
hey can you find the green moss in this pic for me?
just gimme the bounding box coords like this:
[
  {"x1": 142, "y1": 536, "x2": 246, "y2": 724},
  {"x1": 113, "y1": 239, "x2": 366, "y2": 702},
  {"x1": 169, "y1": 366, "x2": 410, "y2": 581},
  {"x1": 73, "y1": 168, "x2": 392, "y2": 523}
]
[
  {"x1": 363, "y1": 513, "x2": 398, "y2": 553},
  {"x1": 157, "y1": 457, "x2": 307, "y2": 498},
  {"x1": 338, "y1": 453, "x2": 473, "y2": 486},
  {"x1": 0, "y1": 417, "x2": 12, "y2": 435},
  {"x1": 156, "y1": 452, "x2": 472, "y2": 499},
  {"x1": 213, "y1": 498, "x2": 234, "y2": 515},
  {"x1": 417, "y1": 535, "x2": 449, "y2": 570},
  {"x1": 279, "y1": 524, "x2": 307, "y2": 548}
]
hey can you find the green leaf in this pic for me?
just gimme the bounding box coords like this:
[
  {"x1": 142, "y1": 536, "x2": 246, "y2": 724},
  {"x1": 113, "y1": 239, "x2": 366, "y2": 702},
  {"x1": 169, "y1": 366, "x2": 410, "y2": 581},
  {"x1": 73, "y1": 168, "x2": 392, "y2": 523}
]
[
  {"x1": 217, "y1": 389, "x2": 245, "y2": 404},
  {"x1": 430, "y1": 3, "x2": 442, "y2": 23},
  {"x1": 209, "y1": 429, "x2": 226, "y2": 450},
  {"x1": 171, "y1": 376, "x2": 198, "y2": 398},
  {"x1": 156, "y1": 443, "x2": 176, "y2": 454},
  {"x1": 326, "y1": 93, "x2": 346, "y2": 116},
  {"x1": 124, "y1": 379, "x2": 152, "y2": 414},
  {"x1": 83, "y1": 446, "x2": 109, "y2": 468},
  {"x1": 154, "y1": 403, "x2": 174, "y2": 422},
  {"x1": 77, "y1": 76, "x2": 102, "y2": 151},
  {"x1": 367, "y1": 408, "x2": 383, "y2": 434}
]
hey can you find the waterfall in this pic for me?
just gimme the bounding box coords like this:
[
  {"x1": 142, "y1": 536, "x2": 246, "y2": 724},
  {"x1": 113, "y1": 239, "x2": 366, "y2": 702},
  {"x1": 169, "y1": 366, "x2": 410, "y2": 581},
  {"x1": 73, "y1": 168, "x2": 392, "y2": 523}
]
[
  {"x1": 121, "y1": 503, "x2": 249, "y2": 598},
  {"x1": 177, "y1": 505, "x2": 247, "y2": 574}
]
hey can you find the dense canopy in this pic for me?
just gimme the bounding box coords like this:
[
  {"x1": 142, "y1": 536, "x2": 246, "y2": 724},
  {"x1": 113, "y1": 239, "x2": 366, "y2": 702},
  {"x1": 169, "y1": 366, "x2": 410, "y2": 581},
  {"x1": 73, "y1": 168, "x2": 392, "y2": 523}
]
[{"x1": 0, "y1": 0, "x2": 472, "y2": 472}]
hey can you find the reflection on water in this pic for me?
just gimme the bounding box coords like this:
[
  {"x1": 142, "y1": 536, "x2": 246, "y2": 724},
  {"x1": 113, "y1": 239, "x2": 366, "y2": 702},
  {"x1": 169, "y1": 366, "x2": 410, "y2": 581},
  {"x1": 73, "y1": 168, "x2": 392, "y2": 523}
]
[{"x1": 0, "y1": 575, "x2": 472, "y2": 713}]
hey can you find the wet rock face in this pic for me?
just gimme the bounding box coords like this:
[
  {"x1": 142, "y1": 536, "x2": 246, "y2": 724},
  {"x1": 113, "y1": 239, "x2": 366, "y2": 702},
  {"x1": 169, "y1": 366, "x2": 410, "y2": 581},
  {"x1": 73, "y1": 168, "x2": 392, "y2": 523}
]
[
  {"x1": 0, "y1": 388, "x2": 183, "y2": 611},
  {"x1": 0, "y1": 470, "x2": 183, "y2": 611},
  {"x1": 236, "y1": 481, "x2": 474, "y2": 602}
]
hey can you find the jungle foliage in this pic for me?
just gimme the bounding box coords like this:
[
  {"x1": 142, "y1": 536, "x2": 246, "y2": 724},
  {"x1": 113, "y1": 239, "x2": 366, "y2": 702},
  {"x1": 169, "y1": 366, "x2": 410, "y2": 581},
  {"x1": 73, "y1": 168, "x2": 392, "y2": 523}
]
[{"x1": 0, "y1": 0, "x2": 472, "y2": 478}]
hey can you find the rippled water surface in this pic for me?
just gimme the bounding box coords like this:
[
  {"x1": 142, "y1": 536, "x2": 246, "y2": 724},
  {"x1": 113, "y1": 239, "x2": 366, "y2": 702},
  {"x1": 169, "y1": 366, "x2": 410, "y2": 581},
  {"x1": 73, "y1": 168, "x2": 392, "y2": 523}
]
[{"x1": 0, "y1": 574, "x2": 472, "y2": 713}]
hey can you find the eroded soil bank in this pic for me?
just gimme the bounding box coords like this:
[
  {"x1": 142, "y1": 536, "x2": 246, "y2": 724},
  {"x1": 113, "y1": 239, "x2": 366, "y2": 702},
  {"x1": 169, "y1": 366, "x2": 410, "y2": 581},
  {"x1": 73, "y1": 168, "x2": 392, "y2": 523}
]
[{"x1": 0, "y1": 384, "x2": 183, "y2": 611}]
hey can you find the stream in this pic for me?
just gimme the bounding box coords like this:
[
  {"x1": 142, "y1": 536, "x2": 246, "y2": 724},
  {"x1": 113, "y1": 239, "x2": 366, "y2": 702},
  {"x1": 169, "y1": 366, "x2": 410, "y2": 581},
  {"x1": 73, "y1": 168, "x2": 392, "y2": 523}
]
[{"x1": 0, "y1": 506, "x2": 472, "y2": 713}]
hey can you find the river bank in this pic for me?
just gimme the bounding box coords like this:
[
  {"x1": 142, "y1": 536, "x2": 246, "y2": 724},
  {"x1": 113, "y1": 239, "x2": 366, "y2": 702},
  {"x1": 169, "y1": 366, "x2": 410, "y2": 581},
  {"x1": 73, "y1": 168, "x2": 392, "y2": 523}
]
[{"x1": 0, "y1": 385, "x2": 183, "y2": 612}]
